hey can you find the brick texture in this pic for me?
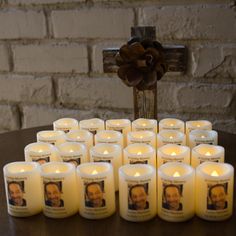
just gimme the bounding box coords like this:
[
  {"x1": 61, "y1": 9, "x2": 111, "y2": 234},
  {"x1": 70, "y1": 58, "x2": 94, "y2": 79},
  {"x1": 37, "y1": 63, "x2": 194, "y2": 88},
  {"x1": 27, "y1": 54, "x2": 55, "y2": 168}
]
[
  {"x1": 0, "y1": 74, "x2": 53, "y2": 104},
  {"x1": 0, "y1": 45, "x2": 9, "y2": 71},
  {"x1": 52, "y1": 8, "x2": 134, "y2": 38},
  {"x1": 9, "y1": 0, "x2": 85, "y2": 4},
  {"x1": 13, "y1": 43, "x2": 88, "y2": 73},
  {"x1": 138, "y1": 5, "x2": 236, "y2": 40},
  {"x1": 0, "y1": 9, "x2": 46, "y2": 39}
]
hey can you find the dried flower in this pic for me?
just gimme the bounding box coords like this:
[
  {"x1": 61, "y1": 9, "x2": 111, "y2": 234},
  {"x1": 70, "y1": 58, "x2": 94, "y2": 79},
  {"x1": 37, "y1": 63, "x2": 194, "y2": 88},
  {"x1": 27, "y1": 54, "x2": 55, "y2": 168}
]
[{"x1": 115, "y1": 38, "x2": 167, "y2": 90}]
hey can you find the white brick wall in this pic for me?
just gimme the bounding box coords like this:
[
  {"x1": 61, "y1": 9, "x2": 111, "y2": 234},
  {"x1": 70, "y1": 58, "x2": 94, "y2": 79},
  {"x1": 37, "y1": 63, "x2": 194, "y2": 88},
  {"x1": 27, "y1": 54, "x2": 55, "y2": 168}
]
[
  {"x1": 0, "y1": 45, "x2": 9, "y2": 71},
  {"x1": 13, "y1": 43, "x2": 88, "y2": 73},
  {"x1": 0, "y1": 0, "x2": 235, "y2": 134},
  {"x1": 0, "y1": 9, "x2": 46, "y2": 39},
  {"x1": 52, "y1": 8, "x2": 134, "y2": 38}
]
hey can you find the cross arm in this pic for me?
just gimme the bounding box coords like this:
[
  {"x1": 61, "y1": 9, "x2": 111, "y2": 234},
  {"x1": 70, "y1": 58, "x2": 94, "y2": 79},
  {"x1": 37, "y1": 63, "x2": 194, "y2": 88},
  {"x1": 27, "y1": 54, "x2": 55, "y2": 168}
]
[{"x1": 103, "y1": 45, "x2": 187, "y2": 73}]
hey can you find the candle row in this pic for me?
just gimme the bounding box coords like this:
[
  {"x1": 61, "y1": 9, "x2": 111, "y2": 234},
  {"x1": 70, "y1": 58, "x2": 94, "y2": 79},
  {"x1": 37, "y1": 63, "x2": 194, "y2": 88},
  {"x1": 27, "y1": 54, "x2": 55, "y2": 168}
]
[{"x1": 4, "y1": 161, "x2": 234, "y2": 222}]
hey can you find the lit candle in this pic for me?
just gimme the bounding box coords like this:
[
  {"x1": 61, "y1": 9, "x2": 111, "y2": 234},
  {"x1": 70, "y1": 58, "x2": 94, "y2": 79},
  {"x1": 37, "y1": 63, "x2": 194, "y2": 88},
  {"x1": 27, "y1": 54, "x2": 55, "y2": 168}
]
[
  {"x1": 3, "y1": 162, "x2": 43, "y2": 217},
  {"x1": 76, "y1": 162, "x2": 115, "y2": 219},
  {"x1": 105, "y1": 119, "x2": 131, "y2": 146},
  {"x1": 186, "y1": 120, "x2": 212, "y2": 145},
  {"x1": 191, "y1": 144, "x2": 225, "y2": 168},
  {"x1": 24, "y1": 142, "x2": 61, "y2": 164},
  {"x1": 123, "y1": 143, "x2": 156, "y2": 168},
  {"x1": 157, "y1": 162, "x2": 195, "y2": 222},
  {"x1": 95, "y1": 130, "x2": 123, "y2": 148},
  {"x1": 157, "y1": 130, "x2": 186, "y2": 148},
  {"x1": 159, "y1": 118, "x2": 185, "y2": 133},
  {"x1": 90, "y1": 143, "x2": 122, "y2": 191},
  {"x1": 189, "y1": 130, "x2": 218, "y2": 149},
  {"x1": 132, "y1": 118, "x2": 157, "y2": 133},
  {"x1": 127, "y1": 131, "x2": 156, "y2": 148},
  {"x1": 57, "y1": 142, "x2": 88, "y2": 166},
  {"x1": 119, "y1": 164, "x2": 156, "y2": 222},
  {"x1": 53, "y1": 118, "x2": 79, "y2": 133},
  {"x1": 79, "y1": 118, "x2": 105, "y2": 135},
  {"x1": 157, "y1": 144, "x2": 190, "y2": 168},
  {"x1": 37, "y1": 130, "x2": 66, "y2": 147},
  {"x1": 196, "y1": 162, "x2": 234, "y2": 221},
  {"x1": 40, "y1": 162, "x2": 79, "y2": 218}
]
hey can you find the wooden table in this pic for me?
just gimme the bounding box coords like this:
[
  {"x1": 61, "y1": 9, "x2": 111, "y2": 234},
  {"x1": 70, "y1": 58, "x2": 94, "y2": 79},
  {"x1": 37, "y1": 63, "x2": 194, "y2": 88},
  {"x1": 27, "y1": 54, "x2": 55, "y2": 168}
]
[{"x1": 0, "y1": 126, "x2": 235, "y2": 236}]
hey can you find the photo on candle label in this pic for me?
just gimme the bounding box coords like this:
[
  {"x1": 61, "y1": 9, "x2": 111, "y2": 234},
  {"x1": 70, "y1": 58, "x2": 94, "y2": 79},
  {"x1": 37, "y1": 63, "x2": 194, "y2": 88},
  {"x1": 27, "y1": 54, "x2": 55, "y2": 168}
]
[
  {"x1": 162, "y1": 184, "x2": 183, "y2": 211},
  {"x1": 128, "y1": 183, "x2": 149, "y2": 211},
  {"x1": 130, "y1": 160, "x2": 148, "y2": 165},
  {"x1": 7, "y1": 181, "x2": 27, "y2": 207},
  {"x1": 163, "y1": 159, "x2": 182, "y2": 165},
  {"x1": 44, "y1": 181, "x2": 64, "y2": 207},
  {"x1": 207, "y1": 183, "x2": 228, "y2": 210},
  {"x1": 196, "y1": 142, "x2": 213, "y2": 146},
  {"x1": 200, "y1": 159, "x2": 219, "y2": 164},
  {"x1": 84, "y1": 181, "x2": 106, "y2": 208},
  {"x1": 93, "y1": 159, "x2": 111, "y2": 163},
  {"x1": 33, "y1": 156, "x2": 50, "y2": 165},
  {"x1": 63, "y1": 158, "x2": 81, "y2": 167}
]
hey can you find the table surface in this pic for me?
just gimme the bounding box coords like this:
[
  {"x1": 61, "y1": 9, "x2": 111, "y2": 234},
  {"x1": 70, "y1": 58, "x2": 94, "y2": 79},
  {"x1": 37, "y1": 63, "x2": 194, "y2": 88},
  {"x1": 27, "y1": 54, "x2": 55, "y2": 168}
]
[{"x1": 0, "y1": 126, "x2": 236, "y2": 236}]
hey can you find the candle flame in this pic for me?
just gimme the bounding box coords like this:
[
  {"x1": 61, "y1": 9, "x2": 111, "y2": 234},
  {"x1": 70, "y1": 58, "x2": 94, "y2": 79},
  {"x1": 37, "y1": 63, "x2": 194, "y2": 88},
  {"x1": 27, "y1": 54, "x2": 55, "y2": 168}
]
[
  {"x1": 211, "y1": 170, "x2": 219, "y2": 177},
  {"x1": 137, "y1": 151, "x2": 142, "y2": 155},
  {"x1": 134, "y1": 172, "x2": 140, "y2": 177},
  {"x1": 173, "y1": 171, "x2": 180, "y2": 177},
  {"x1": 201, "y1": 135, "x2": 205, "y2": 139},
  {"x1": 171, "y1": 152, "x2": 177, "y2": 156},
  {"x1": 77, "y1": 135, "x2": 81, "y2": 139},
  {"x1": 20, "y1": 169, "x2": 25, "y2": 172},
  {"x1": 38, "y1": 149, "x2": 43, "y2": 153},
  {"x1": 69, "y1": 149, "x2": 74, "y2": 153},
  {"x1": 92, "y1": 169, "x2": 98, "y2": 175},
  {"x1": 197, "y1": 124, "x2": 201, "y2": 128},
  {"x1": 103, "y1": 150, "x2": 109, "y2": 154},
  {"x1": 107, "y1": 136, "x2": 111, "y2": 139},
  {"x1": 142, "y1": 123, "x2": 147, "y2": 127},
  {"x1": 169, "y1": 136, "x2": 173, "y2": 139},
  {"x1": 139, "y1": 135, "x2": 143, "y2": 139},
  {"x1": 205, "y1": 151, "x2": 211, "y2": 156},
  {"x1": 55, "y1": 169, "x2": 60, "y2": 173},
  {"x1": 170, "y1": 123, "x2": 174, "y2": 127}
]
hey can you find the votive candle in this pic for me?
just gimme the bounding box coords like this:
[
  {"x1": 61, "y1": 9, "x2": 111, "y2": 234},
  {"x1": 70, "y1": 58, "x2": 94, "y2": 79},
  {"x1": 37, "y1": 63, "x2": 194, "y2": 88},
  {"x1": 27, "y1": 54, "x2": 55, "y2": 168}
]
[
  {"x1": 159, "y1": 118, "x2": 185, "y2": 133},
  {"x1": 127, "y1": 131, "x2": 156, "y2": 148},
  {"x1": 37, "y1": 130, "x2": 66, "y2": 147},
  {"x1": 132, "y1": 118, "x2": 157, "y2": 133},
  {"x1": 53, "y1": 118, "x2": 79, "y2": 133}
]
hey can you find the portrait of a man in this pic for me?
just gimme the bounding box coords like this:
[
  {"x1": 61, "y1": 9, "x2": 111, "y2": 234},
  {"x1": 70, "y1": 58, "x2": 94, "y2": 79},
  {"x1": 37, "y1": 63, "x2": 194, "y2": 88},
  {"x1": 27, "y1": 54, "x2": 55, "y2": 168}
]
[
  {"x1": 8, "y1": 181, "x2": 27, "y2": 206},
  {"x1": 207, "y1": 184, "x2": 228, "y2": 210},
  {"x1": 44, "y1": 182, "x2": 64, "y2": 207},
  {"x1": 162, "y1": 184, "x2": 183, "y2": 211},
  {"x1": 85, "y1": 181, "x2": 106, "y2": 208},
  {"x1": 128, "y1": 184, "x2": 149, "y2": 210}
]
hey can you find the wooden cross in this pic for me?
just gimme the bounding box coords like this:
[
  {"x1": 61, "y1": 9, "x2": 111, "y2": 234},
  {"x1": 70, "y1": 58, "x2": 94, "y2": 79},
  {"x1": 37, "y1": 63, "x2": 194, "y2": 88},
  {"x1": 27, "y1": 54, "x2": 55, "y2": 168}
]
[{"x1": 103, "y1": 26, "x2": 187, "y2": 119}]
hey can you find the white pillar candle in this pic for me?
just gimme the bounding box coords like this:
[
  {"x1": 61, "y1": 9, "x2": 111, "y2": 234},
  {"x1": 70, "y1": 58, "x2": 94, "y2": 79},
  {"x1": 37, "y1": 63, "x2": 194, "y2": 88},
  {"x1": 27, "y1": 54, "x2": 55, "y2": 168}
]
[
  {"x1": 123, "y1": 143, "x2": 156, "y2": 168},
  {"x1": 57, "y1": 142, "x2": 88, "y2": 166},
  {"x1": 189, "y1": 130, "x2": 218, "y2": 149},
  {"x1": 127, "y1": 131, "x2": 156, "y2": 148},
  {"x1": 95, "y1": 130, "x2": 123, "y2": 148},
  {"x1": 159, "y1": 118, "x2": 185, "y2": 133},
  {"x1": 76, "y1": 162, "x2": 116, "y2": 219},
  {"x1": 157, "y1": 130, "x2": 186, "y2": 148},
  {"x1": 119, "y1": 164, "x2": 156, "y2": 222},
  {"x1": 53, "y1": 118, "x2": 79, "y2": 133},
  {"x1": 40, "y1": 162, "x2": 79, "y2": 218},
  {"x1": 196, "y1": 162, "x2": 234, "y2": 221},
  {"x1": 157, "y1": 144, "x2": 190, "y2": 168},
  {"x1": 90, "y1": 143, "x2": 122, "y2": 191},
  {"x1": 37, "y1": 130, "x2": 66, "y2": 147},
  {"x1": 157, "y1": 162, "x2": 195, "y2": 222},
  {"x1": 79, "y1": 118, "x2": 105, "y2": 135},
  {"x1": 105, "y1": 119, "x2": 131, "y2": 146},
  {"x1": 186, "y1": 120, "x2": 212, "y2": 137},
  {"x1": 191, "y1": 144, "x2": 225, "y2": 168},
  {"x1": 24, "y1": 142, "x2": 61, "y2": 164},
  {"x1": 132, "y1": 118, "x2": 157, "y2": 133},
  {"x1": 3, "y1": 162, "x2": 43, "y2": 217}
]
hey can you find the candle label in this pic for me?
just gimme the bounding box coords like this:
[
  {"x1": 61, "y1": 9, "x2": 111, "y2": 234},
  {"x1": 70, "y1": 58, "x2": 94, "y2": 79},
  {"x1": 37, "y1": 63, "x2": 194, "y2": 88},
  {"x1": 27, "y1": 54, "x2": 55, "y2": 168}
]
[
  {"x1": 162, "y1": 127, "x2": 181, "y2": 131},
  {"x1": 97, "y1": 140, "x2": 119, "y2": 145},
  {"x1": 92, "y1": 156, "x2": 112, "y2": 163},
  {"x1": 160, "y1": 178, "x2": 186, "y2": 219},
  {"x1": 162, "y1": 158, "x2": 183, "y2": 165},
  {"x1": 29, "y1": 153, "x2": 50, "y2": 164},
  {"x1": 56, "y1": 127, "x2": 70, "y2": 133},
  {"x1": 198, "y1": 156, "x2": 221, "y2": 164},
  {"x1": 62, "y1": 155, "x2": 81, "y2": 167},
  {"x1": 134, "y1": 127, "x2": 154, "y2": 132},
  {"x1": 40, "y1": 139, "x2": 56, "y2": 145},
  {"x1": 82, "y1": 177, "x2": 109, "y2": 216},
  {"x1": 6, "y1": 177, "x2": 27, "y2": 208},
  {"x1": 194, "y1": 139, "x2": 214, "y2": 146},
  {"x1": 163, "y1": 140, "x2": 183, "y2": 145},
  {"x1": 107, "y1": 127, "x2": 123, "y2": 133},
  {"x1": 43, "y1": 179, "x2": 66, "y2": 214},
  {"x1": 202, "y1": 179, "x2": 230, "y2": 218},
  {"x1": 126, "y1": 178, "x2": 152, "y2": 218},
  {"x1": 128, "y1": 157, "x2": 149, "y2": 165},
  {"x1": 129, "y1": 139, "x2": 152, "y2": 145}
]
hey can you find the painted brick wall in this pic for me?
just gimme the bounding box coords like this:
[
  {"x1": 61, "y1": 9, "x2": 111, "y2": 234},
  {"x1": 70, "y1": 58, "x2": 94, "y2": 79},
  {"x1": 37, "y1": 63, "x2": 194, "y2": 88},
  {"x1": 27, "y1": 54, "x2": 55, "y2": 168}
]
[{"x1": 0, "y1": 0, "x2": 235, "y2": 133}]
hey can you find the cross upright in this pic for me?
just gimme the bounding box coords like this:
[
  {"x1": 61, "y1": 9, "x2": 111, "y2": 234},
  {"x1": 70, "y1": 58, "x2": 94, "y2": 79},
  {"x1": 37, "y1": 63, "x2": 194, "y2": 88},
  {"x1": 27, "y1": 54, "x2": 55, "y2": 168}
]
[{"x1": 103, "y1": 26, "x2": 187, "y2": 119}]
